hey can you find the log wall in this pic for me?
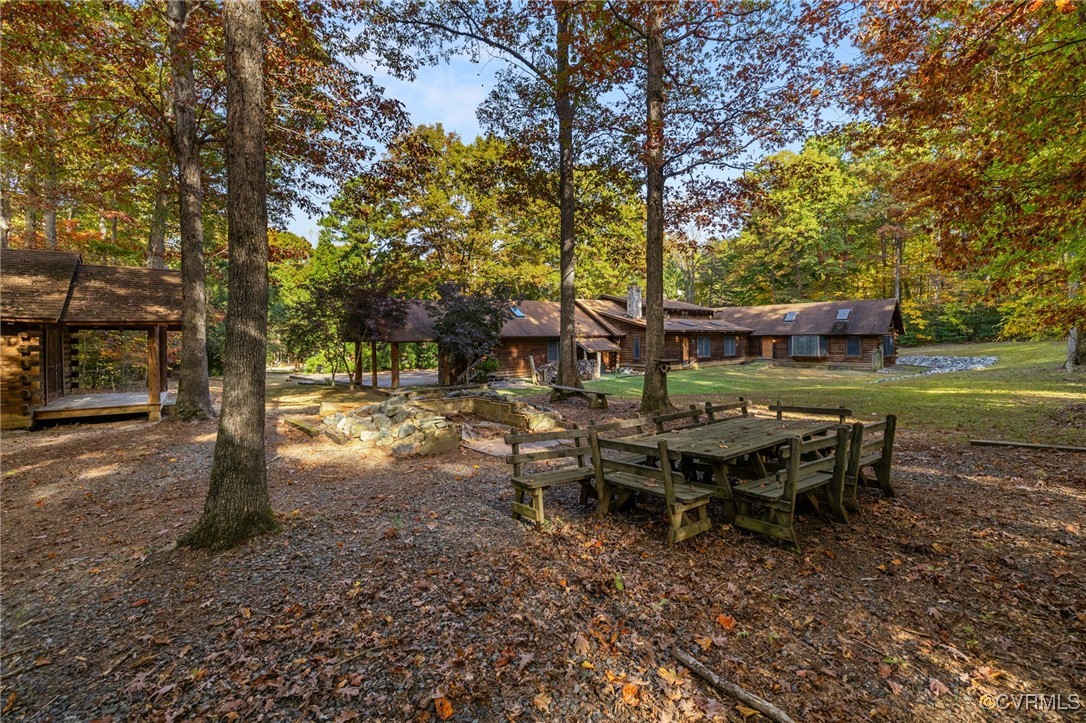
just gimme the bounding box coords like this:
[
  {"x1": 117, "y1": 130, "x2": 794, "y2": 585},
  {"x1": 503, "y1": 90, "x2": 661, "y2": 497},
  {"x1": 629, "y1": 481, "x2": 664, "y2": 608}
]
[{"x1": 1, "y1": 325, "x2": 42, "y2": 430}]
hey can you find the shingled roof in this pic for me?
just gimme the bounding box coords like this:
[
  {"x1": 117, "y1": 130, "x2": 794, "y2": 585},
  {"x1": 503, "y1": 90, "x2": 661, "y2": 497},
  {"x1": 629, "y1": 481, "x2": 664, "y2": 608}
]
[
  {"x1": 579, "y1": 298, "x2": 751, "y2": 333},
  {"x1": 380, "y1": 299, "x2": 621, "y2": 343},
  {"x1": 0, "y1": 249, "x2": 81, "y2": 322},
  {"x1": 1, "y1": 249, "x2": 182, "y2": 328},
  {"x1": 714, "y1": 298, "x2": 904, "y2": 336}
]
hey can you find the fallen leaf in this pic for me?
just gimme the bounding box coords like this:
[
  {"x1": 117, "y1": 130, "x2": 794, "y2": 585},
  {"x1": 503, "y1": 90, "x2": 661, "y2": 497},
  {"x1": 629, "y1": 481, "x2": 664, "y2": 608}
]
[
  {"x1": 926, "y1": 606, "x2": 942, "y2": 619},
  {"x1": 716, "y1": 614, "x2": 737, "y2": 631},
  {"x1": 887, "y1": 680, "x2": 904, "y2": 695},
  {"x1": 736, "y1": 703, "x2": 761, "y2": 718},
  {"x1": 657, "y1": 666, "x2": 686, "y2": 687},
  {"x1": 130, "y1": 599, "x2": 149, "y2": 608},
  {"x1": 878, "y1": 663, "x2": 892, "y2": 679},
  {"x1": 533, "y1": 691, "x2": 552, "y2": 712},
  {"x1": 929, "y1": 677, "x2": 950, "y2": 697},
  {"x1": 239, "y1": 606, "x2": 251, "y2": 620},
  {"x1": 571, "y1": 633, "x2": 589, "y2": 656},
  {"x1": 621, "y1": 683, "x2": 641, "y2": 706},
  {"x1": 694, "y1": 635, "x2": 713, "y2": 651},
  {"x1": 434, "y1": 696, "x2": 454, "y2": 721}
]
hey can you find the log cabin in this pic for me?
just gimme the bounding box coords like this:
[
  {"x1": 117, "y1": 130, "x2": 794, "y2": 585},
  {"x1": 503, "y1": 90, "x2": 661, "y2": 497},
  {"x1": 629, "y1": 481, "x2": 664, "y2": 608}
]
[
  {"x1": 714, "y1": 298, "x2": 904, "y2": 368},
  {"x1": 1, "y1": 249, "x2": 181, "y2": 429},
  {"x1": 580, "y1": 286, "x2": 753, "y2": 369}
]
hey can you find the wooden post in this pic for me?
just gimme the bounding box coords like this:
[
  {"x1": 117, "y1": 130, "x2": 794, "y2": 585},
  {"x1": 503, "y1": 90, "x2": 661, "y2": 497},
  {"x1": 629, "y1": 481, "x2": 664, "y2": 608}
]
[
  {"x1": 147, "y1": 326, "x2": 163, "y2": 421},
  {"x1": 390, "y1": 342, "x2": 400, "y2": 388},
  {"x1": 370, "y1": 340, "x2": 378, "y2": 388},
  {"x1": 158, "y1": 327, "x2": 169, "y2": 393}
]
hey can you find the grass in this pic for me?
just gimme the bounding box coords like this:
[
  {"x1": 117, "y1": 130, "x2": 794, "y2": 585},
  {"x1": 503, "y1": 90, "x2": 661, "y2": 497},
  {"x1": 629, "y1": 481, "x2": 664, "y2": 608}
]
[
  {"x1": 261, "y1": 343, "x2": 1083, "y2": 443},
  {"x1": 564, "y1": 341, "x2": 1083, "y2": 444}
]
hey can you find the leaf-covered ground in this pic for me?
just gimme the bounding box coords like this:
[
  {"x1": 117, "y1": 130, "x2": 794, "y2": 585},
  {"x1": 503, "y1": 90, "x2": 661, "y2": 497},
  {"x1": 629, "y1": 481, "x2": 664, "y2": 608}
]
[{"x1": 1, "y1": 388, "x2": 1083, "y2": 721}]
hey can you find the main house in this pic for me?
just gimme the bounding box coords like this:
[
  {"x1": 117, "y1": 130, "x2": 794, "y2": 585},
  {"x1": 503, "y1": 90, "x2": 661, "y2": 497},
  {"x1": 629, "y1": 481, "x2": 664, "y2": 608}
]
[
  {"x1": 714, "y1": 298, "x2": 904, "y2": 367},
  {"x1": 580, "y1": 286, "x2": 751, "y2": 369}
]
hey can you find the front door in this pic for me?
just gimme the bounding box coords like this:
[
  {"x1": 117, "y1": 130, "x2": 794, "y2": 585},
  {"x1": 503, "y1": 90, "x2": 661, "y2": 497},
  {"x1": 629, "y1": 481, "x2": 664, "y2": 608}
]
[{"x1": 44, "y1": 327, "x2": 64, "y2": 404}]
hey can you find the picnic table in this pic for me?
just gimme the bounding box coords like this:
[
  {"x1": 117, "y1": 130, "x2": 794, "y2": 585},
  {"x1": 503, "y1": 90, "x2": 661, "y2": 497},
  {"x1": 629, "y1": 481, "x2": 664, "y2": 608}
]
[{"x1": 615, "y1": 416, "x2": 838, "y2": 520}]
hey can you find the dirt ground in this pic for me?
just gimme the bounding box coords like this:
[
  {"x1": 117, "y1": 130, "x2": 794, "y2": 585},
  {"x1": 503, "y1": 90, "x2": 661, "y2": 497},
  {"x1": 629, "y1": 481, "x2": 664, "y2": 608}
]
[{"x1": 1, "y1": 386, "x2": 1083, "y2": 721}]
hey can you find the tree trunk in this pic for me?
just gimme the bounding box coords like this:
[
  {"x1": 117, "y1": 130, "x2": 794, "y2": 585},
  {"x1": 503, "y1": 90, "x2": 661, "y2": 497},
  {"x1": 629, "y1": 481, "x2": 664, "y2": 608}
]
[
  {"x1": 1068, "y1": 271, "x2": 1082, "y2": 371},
  {"x1": 893, "y1": 233, "x2": 903, "y2": 301},
  {"x1": 43, "y1": 163, "x2": 57, "y2": 248},
  {"x1": 25, "y1": 170, "x2": 39, "y2": 247},
  {"x1": 0, "y1": 169, "x2": 11, "y2": 248},
  {"x1": 169, "y1": 0, "x2": 215, "y2": 419},
  {"x1": 147, "y1": 160, "x2": 169, "y2": 268},
  {"x1": 181, "y1": 0, "x2": 275, "y2": 550},
  {"x1": 640, "y1": 2, "x2": 670, "y2": 413},
  {"x1": 555, "y1": 3, "x2": 581, "y2": 389}
]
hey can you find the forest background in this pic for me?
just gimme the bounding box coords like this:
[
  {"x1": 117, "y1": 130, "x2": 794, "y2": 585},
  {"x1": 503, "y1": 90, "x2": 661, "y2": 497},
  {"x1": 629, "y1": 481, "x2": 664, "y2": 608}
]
[{"x1": 2, "y1": 1, "x2": 1082, "y2": 387}]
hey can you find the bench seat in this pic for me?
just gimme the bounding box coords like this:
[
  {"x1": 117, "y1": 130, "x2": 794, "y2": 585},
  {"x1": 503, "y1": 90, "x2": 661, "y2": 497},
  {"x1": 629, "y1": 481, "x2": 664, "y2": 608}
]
[
  {"x1": 732, "y1": 470, "x2": 834, "y2": 501},
  {"x1": 512, "y1": 465, "x2": 594, "y2": 489},
  {"x1": 603, "y1": 471, "x2": 717, "y2": 503}
]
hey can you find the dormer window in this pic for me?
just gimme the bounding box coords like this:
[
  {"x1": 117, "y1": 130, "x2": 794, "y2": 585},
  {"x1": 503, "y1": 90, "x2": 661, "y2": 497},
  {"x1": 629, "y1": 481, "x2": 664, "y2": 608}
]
[
  {"x1": 783, "y1": 311, "x2": 797, "y2": 322},
  {"x1": 510, "y1": 305, "x2": 526, "y2": 318},
  {"x1": 836, "y1": 308, "x2": 851, "y2": 320}
]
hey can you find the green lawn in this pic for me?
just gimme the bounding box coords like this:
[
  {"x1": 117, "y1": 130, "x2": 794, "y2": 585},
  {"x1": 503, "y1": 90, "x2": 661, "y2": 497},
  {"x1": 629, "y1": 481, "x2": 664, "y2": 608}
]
[{"x1": 529, "y1": 342, "x2": 1084, "y2": 444}]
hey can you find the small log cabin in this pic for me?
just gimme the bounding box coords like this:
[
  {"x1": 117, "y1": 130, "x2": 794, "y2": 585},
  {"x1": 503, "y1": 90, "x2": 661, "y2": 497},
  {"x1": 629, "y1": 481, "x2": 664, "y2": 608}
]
[
  {"x1": 1, "y1": 249, "x2": 182, "y2": 429},
  {"x1": 580, "y1": 286, "x2": 752, "y2": 369},
  {"x1": 714, "y1": 298, "x2": 905, "y2": 367}
]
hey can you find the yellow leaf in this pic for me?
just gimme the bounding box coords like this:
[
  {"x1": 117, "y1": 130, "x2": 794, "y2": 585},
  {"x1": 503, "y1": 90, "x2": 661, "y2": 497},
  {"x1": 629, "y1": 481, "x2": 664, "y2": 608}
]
[
  {"x1": 736, "y1": 703, "x2": 761, "y2": 718},
  {"x1": 657, "y1": 666, "x2": 685, "y2": 687},
  {"x1": 240, "y1": 606, "x2": 251, "y2": 619},
  {"x1": 581, "y1": 660, "x2": 595, "y2": 669},
  {"x1": 434, "y1": 697, "x2": 454, "y2": 721}
]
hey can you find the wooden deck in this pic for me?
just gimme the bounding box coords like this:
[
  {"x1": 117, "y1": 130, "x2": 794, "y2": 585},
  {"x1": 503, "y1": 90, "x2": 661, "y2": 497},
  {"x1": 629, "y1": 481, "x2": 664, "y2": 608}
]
[{"x1": 32, "y1": 391, "x2": 175, "y2": 422}]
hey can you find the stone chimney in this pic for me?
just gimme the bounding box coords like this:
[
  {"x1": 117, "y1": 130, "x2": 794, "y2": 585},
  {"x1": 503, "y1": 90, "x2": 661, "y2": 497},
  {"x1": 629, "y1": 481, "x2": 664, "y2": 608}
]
[{"x1": 627, "y1": 284, "x2": 642, "y2": 319}]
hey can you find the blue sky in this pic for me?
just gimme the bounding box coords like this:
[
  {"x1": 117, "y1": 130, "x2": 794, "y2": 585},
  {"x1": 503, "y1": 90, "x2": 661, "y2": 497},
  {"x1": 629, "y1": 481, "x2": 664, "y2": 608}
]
[{"x1": 284, "y1": 59, "x2": 498, "y2": 243}]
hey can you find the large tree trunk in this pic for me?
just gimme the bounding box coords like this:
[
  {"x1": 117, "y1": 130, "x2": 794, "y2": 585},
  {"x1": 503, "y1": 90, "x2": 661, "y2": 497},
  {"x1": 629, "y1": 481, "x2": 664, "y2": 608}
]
[
  {"x1": 640, "y1": 2, "x2": 670, "y2": 413},
  {"x1": 25, "y1": 170, "x2": 39, "y2": 246},
  {"x1": 182, "y1": 0, "x2": 275, "y2": 550},
  {"x1": 1069, "y1": 273, "x2": 1083, "y2": 372},
  {"x1": 169, "y1": 0, "x2": 215, "y2": 419},
  {"x1": 146, "y1": 160, "x2": 169, "y2": 268},
  {"x1": 43, "y1": 164, "x2": 57, "y2": 248},
  {"x1": 555, "y1": 3, "x2": 581, "y2": 389}
]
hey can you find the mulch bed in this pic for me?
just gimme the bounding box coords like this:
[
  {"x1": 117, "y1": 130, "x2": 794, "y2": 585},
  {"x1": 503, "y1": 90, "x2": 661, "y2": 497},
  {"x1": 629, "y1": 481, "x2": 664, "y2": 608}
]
[{"x1": 1, "y1": 395, "x2": 1083, "y2": 721}]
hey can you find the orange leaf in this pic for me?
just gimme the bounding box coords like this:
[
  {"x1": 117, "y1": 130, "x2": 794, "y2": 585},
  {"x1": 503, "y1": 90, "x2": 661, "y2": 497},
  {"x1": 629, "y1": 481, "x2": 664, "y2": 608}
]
[
  {"x1": 621, "y1": 683, "x2": 641, "y2": 706},
  {"x1": 130, "y1": 598, "x2": 149, "y2": 608},
  {"x1": 716, "y1": 614, "x2": 737, "y2": 631},
  {"x1": 434, "y1": 696, "x2": 454, "y2": 721}
]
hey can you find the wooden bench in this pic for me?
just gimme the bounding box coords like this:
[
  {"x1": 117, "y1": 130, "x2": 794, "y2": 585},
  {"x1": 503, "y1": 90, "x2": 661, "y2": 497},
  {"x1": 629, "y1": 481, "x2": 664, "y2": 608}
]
[
  {"x1": 676, "y1": 399, "x2": 750, "y2": 430},
  {"x1": 769, "y1": 400, "x2": 852, "y2": 424},
  {"x1": 505, "y1": 427, "x2": 595, "y2": 526},
  {"x1": 589, "y1": 432, "x2": 717, "y2": 547},
  {"x1": 548, "y1": 384, "x2": 608, "y2": 409},
  {"x1": 731, "y1": 426, "x2": 851, "y2": 550},
  {"x1": 588, "y1": 415, "x2": 654, "y2": 464},
  {"x1": 844, "y1": 415, "x2": 897, "y2": 510},
  {"x1": 652, "y1": 404, "x2": 706, "y2": 433}
]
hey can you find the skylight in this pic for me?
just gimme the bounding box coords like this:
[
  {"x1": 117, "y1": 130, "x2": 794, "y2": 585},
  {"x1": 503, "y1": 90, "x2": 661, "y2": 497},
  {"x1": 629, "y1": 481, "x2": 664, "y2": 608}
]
[
  {"x1": 783, "y1": 311, "x2": 797, "y2": 322},
  {"x1": 836, "y1": 308, "x2": 851, "y2": 320},
  {"x1": 510, "y1": 305, "x2": 526, "y2": 318}
]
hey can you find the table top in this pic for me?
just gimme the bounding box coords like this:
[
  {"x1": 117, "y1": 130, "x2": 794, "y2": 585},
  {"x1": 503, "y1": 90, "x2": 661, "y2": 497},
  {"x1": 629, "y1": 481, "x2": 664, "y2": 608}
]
[{"x1": 624, "y1": 416, "x2": 838, "y2": 462}]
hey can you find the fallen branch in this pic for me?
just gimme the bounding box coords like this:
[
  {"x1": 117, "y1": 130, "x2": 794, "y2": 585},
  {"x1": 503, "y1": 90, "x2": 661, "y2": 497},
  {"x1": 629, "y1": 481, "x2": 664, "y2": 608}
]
[
  {"x1": 673, "y1": 647, "x2": 795, "y2": 723},
  {"x1": 969, "y1": 439, "x2": 1086, "y2": 453}
]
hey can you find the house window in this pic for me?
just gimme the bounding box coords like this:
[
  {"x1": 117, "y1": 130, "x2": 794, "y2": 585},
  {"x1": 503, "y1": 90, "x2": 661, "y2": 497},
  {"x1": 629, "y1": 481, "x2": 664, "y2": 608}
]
[
  {"x1": 547, "y1": 339, "x2": 559, "y2": 363},
  {"x1": 723, "y1": 336, "x2": 737, "y2": 356},
  {"x1": 633, "y1": 336, "x2": 641, "y2": 361},
  {"x1": 836, "y1": 308, "x2": 851, "y2": 321},
  {"x1": 510, "y1": 305, "x2": 526, "y2": 318},
  {"x1": 883, "y1": 334, "x2": 895, "y2": 358},
  {"x1": 696, "y1": 335, "x2": 711, "y2": 358},
  {"x1": 783, "y1": 311, "x2": 797, "y2": 322},
  {"x1": 846, "y1": 336, "x2": 862, "y2": 357},
  {"x1": 790, "y1": 335, "x2": 825, "y2": 357}
]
